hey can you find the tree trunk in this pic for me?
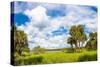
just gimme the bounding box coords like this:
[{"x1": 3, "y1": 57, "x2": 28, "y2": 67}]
[
  {"x1": 79, "y1": 42, "x2": 81, "y2": 51},
  {"x1": 71, "y1": 44, "x2": 74, "y2": 52}
]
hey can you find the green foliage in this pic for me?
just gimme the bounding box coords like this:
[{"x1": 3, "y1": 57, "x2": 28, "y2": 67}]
[
  {"x1": 78, "y1": 53, "x2": 97, "y2": 62},
  {"x1": 14, "y1": 50, "x2": 97, "y2": 65},
  {"x1": 41, "y1": 50, "x2": 97, "y2": 63},
  {"x1": 85, "y1": 41, "x2": 92, "y2": 50},
  {"x1": 12, "y1": 25, "x2": 29, "y2": 56},
  {"x1": 89, "y1": 32, "x2": 97, "y2": 40},
  {"x1": 15, "y1": 55, "x2": 43, "y2": 65},
  {"x1": 68, "y1": 25, "x2": 87, "y2": 52},
  {"x1": 23, "y1": 56, "x2": 43, "y2": 65},
  {"x1": 21, "y1": 52, "x2": 30, "y2": 56},
  {"x1": 11, "y1": 24, "x2": 30, "y2": 65},
  {"x1": 23, "y1": 47, "x2": 30, "y2": 53},
  {"x1": 85, "y1": 32, "x2": 97, "y2": 50}
]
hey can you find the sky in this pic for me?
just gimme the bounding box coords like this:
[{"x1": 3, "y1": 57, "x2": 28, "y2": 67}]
[{"x1": 11, "y1": 1, "x2": 97, "y2": 50}]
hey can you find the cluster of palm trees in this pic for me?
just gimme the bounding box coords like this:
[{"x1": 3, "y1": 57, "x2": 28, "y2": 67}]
[{"x1": 67, "y1": 25, "x2": 97, "y2": 52}]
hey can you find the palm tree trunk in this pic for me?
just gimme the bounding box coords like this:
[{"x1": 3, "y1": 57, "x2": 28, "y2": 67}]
[
  {"x1": 71, "y1": 44, "x2": 74, "y2": 52},
  {"x1": 78, "y1": 42, "x2": 81, "y2": 52}
]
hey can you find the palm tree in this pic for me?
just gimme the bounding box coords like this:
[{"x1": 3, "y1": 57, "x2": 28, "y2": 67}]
[
  {"x1": 68, "y1": 25, "x2": 87, "y2": 51},
  {"x1": 69, "y1": 25, "x2": 78, "y2": 49},
  {"x1": 14, "y1": 25, "x2": 29, "y2": 55}
]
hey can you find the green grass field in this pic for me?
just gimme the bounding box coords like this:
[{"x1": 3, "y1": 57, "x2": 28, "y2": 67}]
[{"x1": 15, "y1": 50, "x2": 97, "y2": 65}]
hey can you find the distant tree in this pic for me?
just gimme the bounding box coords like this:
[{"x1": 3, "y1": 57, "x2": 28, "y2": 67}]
[{"x1": 33, "y1": 46, "x2": 46, "y2": 54}]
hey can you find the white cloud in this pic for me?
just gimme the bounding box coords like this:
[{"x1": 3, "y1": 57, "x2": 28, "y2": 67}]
[
  {"x1": 24, "y1": 6, "x2": 50, "y2": 30},
  {"x1": 17, "y1": 4, "x2": 97, "y2": 49}
]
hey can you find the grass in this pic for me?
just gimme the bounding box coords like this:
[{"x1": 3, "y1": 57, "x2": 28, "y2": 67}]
[
  {"x1": 40, "y1": 50, "x2": 97, "y2": 63},
  {"x1": 15, "y1": 50, "x2": 97, "y2": 65}
]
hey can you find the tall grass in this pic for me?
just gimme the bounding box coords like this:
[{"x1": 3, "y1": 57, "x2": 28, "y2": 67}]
[{"x1": 14, "y1": 50, "x2": 97, "y2": 65}]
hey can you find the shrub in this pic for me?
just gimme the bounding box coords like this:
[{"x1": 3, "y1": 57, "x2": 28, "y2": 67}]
[
  {"x1": 78, "y1": 54, "x2": 97, "y2": 62},
  {"x1": 66, "y1": 48, "x2": 75, "y2": 53},
  {"x1": 32, "y1": 56, "x2": 43, "y2": 64},
  {"x1": 61, "y1": 48, "x2": 67, "y2": 52},
  {"x1": 16, "y1": 55, "x2": 44, "y2": 65}
]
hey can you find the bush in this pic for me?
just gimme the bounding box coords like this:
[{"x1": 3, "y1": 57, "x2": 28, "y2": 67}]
[
  {"x1": 15, "y1": 55, "x2": 44, "y2": 65},
  {"x1": 61, "y1": 48, "x2": 67, "y2": 52},
  {"x1": 32, "y1": 56, "x2": 43, "y2": 64},
  {"x1": 66, "y1": 48, "x2": 75, "y2": 53},
  {"x1": 78, "y1": 54, "x2": 97, "y2": 62}
]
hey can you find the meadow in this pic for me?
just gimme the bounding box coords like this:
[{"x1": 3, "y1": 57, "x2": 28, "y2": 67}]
[{"x1": 15, "y1": 50, "x2": 97, "y2": 65}]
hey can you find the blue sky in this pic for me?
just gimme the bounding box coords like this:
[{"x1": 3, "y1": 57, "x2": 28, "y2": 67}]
[
  {"x1": 11, "y1": 2, "x2": 97, "y2": 50},
  {"x1": 13, "y1": 13, "x2": 30, "y2": 26},
  {"x1": 51, "y1": 26, "x2": 67, "y2": 36}
]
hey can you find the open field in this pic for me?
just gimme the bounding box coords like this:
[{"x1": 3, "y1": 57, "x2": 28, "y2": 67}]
[{"x1": 15, "y1": 50, "x2": 97, "y2": 65}]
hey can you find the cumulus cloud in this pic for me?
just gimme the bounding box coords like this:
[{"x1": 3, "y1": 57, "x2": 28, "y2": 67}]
[
  {"x1": 16, "y1": 2, "x2": 97, "y2": 49},
  {"x1": 24, "y1": 6, "x2": 50, "y2": 30}
]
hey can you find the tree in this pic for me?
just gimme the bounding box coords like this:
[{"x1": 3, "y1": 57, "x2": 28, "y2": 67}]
[
  {"x1": 89, "y1": 32, "x2": 97, "y2": 40},
  {"x1": 13, "y1": 25, "x2": 29, "y2": 56},
  {"x1": 68, "y1": 25, "x2": 87, "y2": 51},
  {"x1": 69, "y1": 25, "x2": 78, "y2": 48},
  {"x1": 11, "y1": 23, "x2": 17, "y2": 65},
  {"x1": 85, "y1": 32, "x2": 97, "y2": 50},
  {"x1": 11, "y1": 24, "x2": 29, "y2": 65},
  {"x1": 79, "y1": 33, "x2": 87, "y2": 48},
  {"x1": 15, "y1": 30, "x2": 28, "y2": 55},
  {"x1": 77, "y1": 25, "x2": 87, "y2": 48}
]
